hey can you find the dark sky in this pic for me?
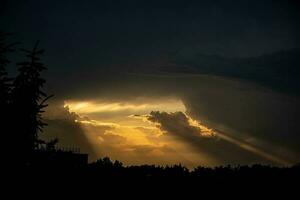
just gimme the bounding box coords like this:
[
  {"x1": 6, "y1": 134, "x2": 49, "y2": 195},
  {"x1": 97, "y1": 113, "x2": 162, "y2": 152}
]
[
  {"x1": 1, "y1": 0, "x2": 300, "y2": 71},
  {"x1": 1, "y1": 0, "x2": 300, "y2": 166},
  {"x1": 1, "y1": 0, "x2": 300, "y2": 95}
]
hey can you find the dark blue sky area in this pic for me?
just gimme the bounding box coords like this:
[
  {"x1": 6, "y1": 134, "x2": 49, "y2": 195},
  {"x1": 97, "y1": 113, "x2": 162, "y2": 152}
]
[
  {"x1": 1, "y1": 0, "x2": 299, "y2": 69},
  {"x1": 1, "y1": 0, "x2": 300, "y2": 96}
]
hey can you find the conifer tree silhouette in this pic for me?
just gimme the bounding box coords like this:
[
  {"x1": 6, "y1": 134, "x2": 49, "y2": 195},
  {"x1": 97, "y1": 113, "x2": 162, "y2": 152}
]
[
  {"x1": 11, "y1": 41, "x2": 53, "y2": 161},
  {"x1": 0, "y1": 32, "x2": 19, "y2": 159},
  {"x1": 0, "y1": 31, "x2": 13, "y2": 116}
]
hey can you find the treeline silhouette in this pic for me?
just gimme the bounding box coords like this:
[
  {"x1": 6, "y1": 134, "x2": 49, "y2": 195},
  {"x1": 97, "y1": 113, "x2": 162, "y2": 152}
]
[
  {"x1": 1, "y1": 31, "x2": 300, "y2": 183},
  {"x1": 87, "y1": 157, "x2": 300, "y2": 180},
  {"x1": 21, "y1": 156, "x2": 300, "y2": 185}
]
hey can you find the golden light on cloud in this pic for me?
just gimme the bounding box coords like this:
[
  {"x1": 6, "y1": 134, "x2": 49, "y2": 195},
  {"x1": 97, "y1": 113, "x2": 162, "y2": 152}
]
[
  {"x1": 64, "y1": 98, "x2": 186, "y2": 115},
  {"x1": 187, "y1": 116, "x2": 215, "y2": 137},
  {"x1": 76, "y1": 119, "x2": 120, "y2": 128},
  {"x1": 63, "y1": 98, "x2": 216, "y2": 167},
  {"x1": 61, "y1": 97, "x2": 291, "y2": 167}
]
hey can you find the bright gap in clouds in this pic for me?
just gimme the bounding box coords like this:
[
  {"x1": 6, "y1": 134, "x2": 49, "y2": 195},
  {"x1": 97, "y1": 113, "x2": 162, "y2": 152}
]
[
  {"x1": 64, "y1": 99, "x2": 186, "y2": 114},
  {"x1": 63, "y1": 98, "x2": 218, "y2": 167},
  {"x1": 64, "y1": 98, "x2": 187, "y2": 129},
  {"x1": 63, "y1": 98, "x2": 290, "y2": 167},
  {"x1": 64, "y1": 98, "x2": 189, "y2": 148}
]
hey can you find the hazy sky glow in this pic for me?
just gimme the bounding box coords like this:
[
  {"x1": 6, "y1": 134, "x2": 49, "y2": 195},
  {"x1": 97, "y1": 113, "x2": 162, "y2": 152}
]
[
  {"x1": 62, "y1": 98, "x2": 216, "y2": 167},
  {"x1": 59, "y1": 96, "x2": 293, "y2": 167}
]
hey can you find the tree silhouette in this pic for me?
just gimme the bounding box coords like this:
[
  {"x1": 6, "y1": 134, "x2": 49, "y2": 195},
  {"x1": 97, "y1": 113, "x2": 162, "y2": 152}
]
[
  {"x1": 0, "y1": 31, "x2": 14, "y2": 119},
  {"x1": 10, "y1": 41, "x2": 53, "y2": 161},
  {"x1": 0, "y1": 32, "x2": 18, "y2": 165}
]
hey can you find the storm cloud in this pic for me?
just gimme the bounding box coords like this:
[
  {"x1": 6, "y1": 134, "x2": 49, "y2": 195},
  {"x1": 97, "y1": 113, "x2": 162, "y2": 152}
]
[
  {"x1": 42, "y1": 72, "x2": 300, "y2": 166},
  {"x1": 3, "y1": 0, "x2": 300, "y2": 166},
  {"x1": 146, "y1": 111, "x2": 292, "y2": 165}
]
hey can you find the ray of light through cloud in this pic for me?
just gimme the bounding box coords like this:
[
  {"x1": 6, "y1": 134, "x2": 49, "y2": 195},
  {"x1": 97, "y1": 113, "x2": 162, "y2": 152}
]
[{"x1": 62, "y1": 97, "x2": 291, "y2": 167}]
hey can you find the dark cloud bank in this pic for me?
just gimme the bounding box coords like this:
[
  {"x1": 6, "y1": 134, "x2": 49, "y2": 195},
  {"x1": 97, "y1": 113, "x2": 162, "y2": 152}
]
[{"x1": 147, "y1": 111, "x2": 292, "y2": 165}]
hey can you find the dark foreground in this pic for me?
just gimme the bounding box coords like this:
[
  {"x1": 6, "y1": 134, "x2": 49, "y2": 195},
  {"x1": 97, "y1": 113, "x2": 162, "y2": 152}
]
[
  {"x1": 4, "y1": 160, "x2": 299, "y2": 197},
  {"x1": 7, "y1": 154, "x2": 300, "y2": 189}
]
